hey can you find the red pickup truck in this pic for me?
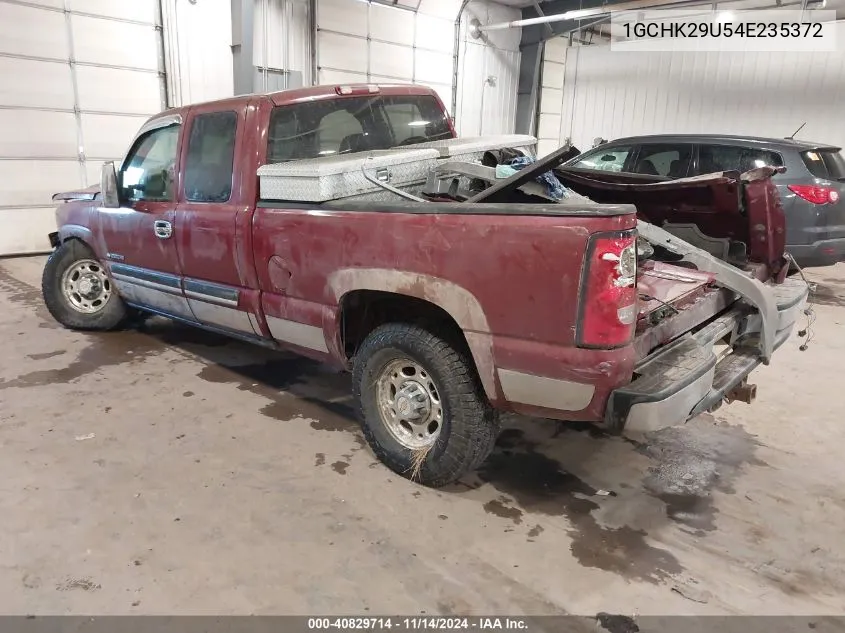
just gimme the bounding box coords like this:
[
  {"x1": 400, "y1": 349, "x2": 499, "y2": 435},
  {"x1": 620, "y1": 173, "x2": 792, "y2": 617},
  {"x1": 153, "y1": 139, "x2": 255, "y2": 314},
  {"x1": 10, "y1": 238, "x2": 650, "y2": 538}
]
[{"x1": 42, "y1": 84, "x2": 808, "y2": 487}]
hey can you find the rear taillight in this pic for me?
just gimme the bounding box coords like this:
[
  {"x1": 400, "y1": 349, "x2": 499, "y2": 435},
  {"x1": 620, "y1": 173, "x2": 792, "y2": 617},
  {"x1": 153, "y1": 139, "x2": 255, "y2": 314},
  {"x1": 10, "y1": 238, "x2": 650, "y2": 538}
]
[
  {"x1": 576, "y1": 230, "x2": 638, "y2": 349},
  {"x1": 788, "y1": 184, "x2": 840, "y2": 205}
]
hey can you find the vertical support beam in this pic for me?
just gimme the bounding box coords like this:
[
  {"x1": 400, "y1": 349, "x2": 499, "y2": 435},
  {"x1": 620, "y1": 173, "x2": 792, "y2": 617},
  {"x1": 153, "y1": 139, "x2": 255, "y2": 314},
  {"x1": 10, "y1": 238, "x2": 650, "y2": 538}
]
[
  {"x1": 514, "y1": 40, "x2": 542, "y2": 136},
  {"x1": 62, "y1": 0, "x2": 86, "y2": 185},
  {"x1": 155, "y1": 0, "x2": 169, "y2": 109},
  {"x1": 231, "y1": 0, "x2": 255, "y2": 95}
]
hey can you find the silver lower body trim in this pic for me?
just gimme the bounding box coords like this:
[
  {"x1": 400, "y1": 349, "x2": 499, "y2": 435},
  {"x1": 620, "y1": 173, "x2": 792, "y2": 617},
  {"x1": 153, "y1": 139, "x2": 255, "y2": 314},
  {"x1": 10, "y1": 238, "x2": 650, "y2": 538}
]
[
  {"x1": 187, "y1": 299, "x2": 257, "y2": 334},
  {"x1": 111, "y1": 277, "x2": 194, "y2": 319},
  {"x1": 497, "y1": 368, "x2": 595, "y2": 412},
  {"x1": 266, "y1": 315, "x2": 328, "y2": 353}
]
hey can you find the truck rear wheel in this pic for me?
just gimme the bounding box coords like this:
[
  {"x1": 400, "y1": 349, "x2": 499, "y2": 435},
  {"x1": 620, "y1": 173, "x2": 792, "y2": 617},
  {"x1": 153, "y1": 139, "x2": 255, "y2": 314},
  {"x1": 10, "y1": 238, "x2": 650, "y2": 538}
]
[
  {"x1": 42, "y1": 240, "x2": 128, "y2": 331},
  {"x1": 352, "y1": 323, "x2": 499, "y2": 487}
]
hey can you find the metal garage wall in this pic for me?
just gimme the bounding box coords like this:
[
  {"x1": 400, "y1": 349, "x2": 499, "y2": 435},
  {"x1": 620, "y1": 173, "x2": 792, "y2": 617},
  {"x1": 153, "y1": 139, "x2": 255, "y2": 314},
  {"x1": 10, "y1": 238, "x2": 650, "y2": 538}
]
[
  {"x1": 543, "y1": 25, "x2": 845, "y2": 154},
  {"x1": 455, "y1": 1, "x2": 521, "y2": 136},
  {"x1": 0, "y1": 0, "x2": 166, "y2": 256},
  {"x1": 254, "y1": 0, "x2": 313, "y2": 90},
  {"x1": 161, "y1": 0, "x2": 235, "y2": 107},
  {"x1": 315, "y1": 0, "x2": 520, "y2": 136}
]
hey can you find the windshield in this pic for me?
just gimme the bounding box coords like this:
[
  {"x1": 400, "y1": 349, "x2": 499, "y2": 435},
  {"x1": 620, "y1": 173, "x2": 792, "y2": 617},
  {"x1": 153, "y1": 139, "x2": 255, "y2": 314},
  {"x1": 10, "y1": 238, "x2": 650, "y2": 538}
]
[
  {"x1": 801, "y1": 149, "x2": 845, "y2": 181},
  {"x1": 266, "y1": 95, "x2": 453, "y2": 162}
]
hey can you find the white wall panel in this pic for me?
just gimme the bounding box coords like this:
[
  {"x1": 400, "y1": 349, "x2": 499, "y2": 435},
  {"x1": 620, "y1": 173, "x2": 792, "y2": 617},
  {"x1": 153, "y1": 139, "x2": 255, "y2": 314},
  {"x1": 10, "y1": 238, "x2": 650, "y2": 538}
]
[
  {"x1": 317, "y1": 0, "x2": 368, "y2": 36},
  {"x1": 75, "y1": 66, "x2": 161, "y2": 114},
  {"x1": 0, "y1": 3, "x2": 67, "y2": 59},
  {"x1": 0, "y1": 58, "x2": 74, "y2": 110},
  {"x1": 81, "y1": 114, "x2": 147, "y2": 159},
  {"x1": 71, "y1": 15, "x2": 159, "y2": 70},
  {"x1": 414, "y1": 13, "x2": 452, "y2": 52},
  {"x1": 454, "y1": 1, "x2": 520, "y2": 136},
  {"x1": 0, "y1": 110, "x2": 77, "y2": 159},
  {"x1": 255, "y1": 0, "x2": 312, "y2": 85},
  {"x1": 414, "y1": 48, "x2": 451, "y2": 84},
  {"x1": 69, "y1": 0, "x2": 157, "y2": 23},
  {"x1": 318, "y1": 68, "x2": 368, "y2": 85},
  {"x1": 370, "y1": 75, "x2": 412, "y2": 84},
  {"x1": 161, "y1": 0, "x2": 233, "y2": 107},
  {"x1": 417, "y1": 0, "x2": 459, "y2": 19},
  {"x1": 370, "y1": 4, "x2": 415, "y2": 44},
  {"x1": 540, "y1": 87, "x2": 562, "y2": 115},
  {"x1": 0, "y1": 208, "x2": 59, "y2": 256},
  {"x1": 370, "y1": 41, "x2": 414, "y2": 79},
  {"x1": 554, "y1": 26, "x2": 845, "y2": 152},
  {"x1": 1, "y1": 1, "x2": 166, "y2": 255},
  {"x1": 22, "y1": 0, "x2": 63, "y2": 7},
  {"x1": 3, "y1": 160, "x2": 81, "y2": 207},
  {"x1": 319, "y1": 31, "x2": 368, "y2": 74}
]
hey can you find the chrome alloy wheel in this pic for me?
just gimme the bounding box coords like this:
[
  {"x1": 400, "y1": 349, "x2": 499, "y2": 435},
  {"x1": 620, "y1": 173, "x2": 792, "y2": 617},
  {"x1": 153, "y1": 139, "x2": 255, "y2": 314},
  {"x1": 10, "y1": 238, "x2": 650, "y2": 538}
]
[
  {"x1": 376, "y1": 357, "x2": 444, "y2": 450},
  {"x1": 61, "y1": 259, "x2": 112, "y2": 314}
]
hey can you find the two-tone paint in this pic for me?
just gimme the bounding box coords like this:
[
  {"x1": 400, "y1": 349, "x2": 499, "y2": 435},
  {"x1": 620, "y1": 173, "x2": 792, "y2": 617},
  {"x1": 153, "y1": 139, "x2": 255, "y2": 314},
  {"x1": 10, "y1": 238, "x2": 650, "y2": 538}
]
[{"x1": 46, "y1": 83, "x2": 791, "y2": 428}]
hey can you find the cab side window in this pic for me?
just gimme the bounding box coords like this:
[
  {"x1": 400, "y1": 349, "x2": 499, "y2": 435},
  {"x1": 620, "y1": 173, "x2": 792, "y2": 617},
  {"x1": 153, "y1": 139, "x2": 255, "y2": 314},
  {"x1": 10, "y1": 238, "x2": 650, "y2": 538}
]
[
  {"x1": 120, "y1": 125, "x2": 179, "y2": 202},
  {"x1": 632, "y1": 143, "x2": 693, "y2": 178},
  {"x1": 184, "y1": 111, "x2": 237, "y2": 203}
]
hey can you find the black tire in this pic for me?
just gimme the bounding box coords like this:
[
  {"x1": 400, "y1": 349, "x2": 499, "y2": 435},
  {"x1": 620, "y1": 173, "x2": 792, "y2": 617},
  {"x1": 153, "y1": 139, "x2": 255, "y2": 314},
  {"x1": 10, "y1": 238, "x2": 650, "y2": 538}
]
[
  {"x1": 41, "y1": 240, "x2": 128, "y2": 331},
  {"x1": 352, "y1": 323, "x2": 499, "y2": 487}
]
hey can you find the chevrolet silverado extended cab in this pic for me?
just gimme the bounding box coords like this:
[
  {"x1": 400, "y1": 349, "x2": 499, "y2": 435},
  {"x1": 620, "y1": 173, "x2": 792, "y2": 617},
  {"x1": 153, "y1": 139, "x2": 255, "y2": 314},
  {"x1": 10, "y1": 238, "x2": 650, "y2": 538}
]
[{"x1": 43, "y1": 84, "x2": 808, "y2": 487}]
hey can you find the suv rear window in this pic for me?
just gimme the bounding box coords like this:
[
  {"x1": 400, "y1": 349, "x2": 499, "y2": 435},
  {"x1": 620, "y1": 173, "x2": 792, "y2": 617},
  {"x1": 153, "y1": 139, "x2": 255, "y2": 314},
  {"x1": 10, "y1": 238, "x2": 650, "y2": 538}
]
[
  {"x1": 801, "y1": 149, "x2": 845, "y2": 180},
  {"x1": 266, "y1": 95, "x2": 452, "y2": 162}
]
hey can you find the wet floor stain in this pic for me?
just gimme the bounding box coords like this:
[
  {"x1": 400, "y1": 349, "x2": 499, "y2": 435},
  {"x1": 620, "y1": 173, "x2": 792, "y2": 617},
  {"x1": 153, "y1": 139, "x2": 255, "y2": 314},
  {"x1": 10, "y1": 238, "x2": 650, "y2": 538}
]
[
  {"x1": 811, "y1": 279, "x2": 845, "y2": 307},
  {"x1": 483, "y1": 497, "x2": 524, "y2": 524},
  {"x1": 315, "y1": 453, "x2": 326, "y2": 466},
  {"x1": 27, "y1": 350, "x2": 66, "y2": 361},
  {"x1": 636, "y1": 417, "x2": 766, "y2": 534},
  {"x1": 331, "y1": 461, "x2": 349, "y2": 475},
  {"x1": 527, "y1": 524, "x2": 544, "y2": 538},
  {"x1": 596, "y1": 613, "x2": 639, "y2": 633},
  {"x1": 469, "y1": 428, "x2": 683, "y2": 584},
  {"x1": 0, "y1": 268, "x2": 60, "y2": 328},
  {"x1": 0, "y1": 331, "x2": 165, "y2": 390}
]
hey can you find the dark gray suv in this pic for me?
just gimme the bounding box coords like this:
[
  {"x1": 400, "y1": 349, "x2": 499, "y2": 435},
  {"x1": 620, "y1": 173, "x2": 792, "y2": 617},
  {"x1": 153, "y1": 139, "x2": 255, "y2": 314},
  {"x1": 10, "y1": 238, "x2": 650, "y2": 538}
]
[{"x1": 563, "y1": 134, "x2": 845, "y2": 267}]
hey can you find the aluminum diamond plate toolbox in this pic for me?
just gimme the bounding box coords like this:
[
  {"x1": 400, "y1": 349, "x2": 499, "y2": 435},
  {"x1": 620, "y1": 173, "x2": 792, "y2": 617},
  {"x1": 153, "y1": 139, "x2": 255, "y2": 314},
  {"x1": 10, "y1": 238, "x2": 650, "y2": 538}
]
[
  {"x1": 410, "y1": 134, "x2": 537, "y2": 160},
  {"x1": 258, "y1": 148, "x2": 440, "y2": 202}
]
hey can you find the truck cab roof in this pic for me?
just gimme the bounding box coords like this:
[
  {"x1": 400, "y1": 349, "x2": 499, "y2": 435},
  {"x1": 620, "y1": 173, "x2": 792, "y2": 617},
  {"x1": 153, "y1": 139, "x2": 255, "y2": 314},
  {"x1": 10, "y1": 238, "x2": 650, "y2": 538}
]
[{"x1": 149, "y1": 84, "x2": 444, "y2": 124}]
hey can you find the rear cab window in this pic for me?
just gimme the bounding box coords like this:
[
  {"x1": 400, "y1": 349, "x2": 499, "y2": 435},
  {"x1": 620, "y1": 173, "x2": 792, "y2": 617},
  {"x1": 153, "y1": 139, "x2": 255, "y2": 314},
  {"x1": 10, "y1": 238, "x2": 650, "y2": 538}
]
[
  {"x1": 695, "y1": 144, "x2": 783, "y2": 176},
  {"x1": 266, "y1": 94, "x2": 452, "y2": 162},
  {"x1": 801, "y1": 149, "x2": 845, "y2": 181}
]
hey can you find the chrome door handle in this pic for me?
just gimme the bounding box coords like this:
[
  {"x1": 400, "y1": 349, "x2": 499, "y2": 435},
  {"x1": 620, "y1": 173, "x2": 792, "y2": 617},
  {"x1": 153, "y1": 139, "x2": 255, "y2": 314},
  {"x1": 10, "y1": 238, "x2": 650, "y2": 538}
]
[{"x1": 154, "y1": 220, "x2": 172, "y2": 239}]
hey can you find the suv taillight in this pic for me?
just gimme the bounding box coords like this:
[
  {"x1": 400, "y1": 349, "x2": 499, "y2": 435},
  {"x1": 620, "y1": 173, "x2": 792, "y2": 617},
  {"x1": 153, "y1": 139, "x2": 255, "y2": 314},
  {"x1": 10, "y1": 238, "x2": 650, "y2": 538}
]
[
  {"x1": 576, "y1": 230, "x2": 638, "y2": 349},
  {"x1": 788, "y1": 184, "x2": 840, "y2": 205}
]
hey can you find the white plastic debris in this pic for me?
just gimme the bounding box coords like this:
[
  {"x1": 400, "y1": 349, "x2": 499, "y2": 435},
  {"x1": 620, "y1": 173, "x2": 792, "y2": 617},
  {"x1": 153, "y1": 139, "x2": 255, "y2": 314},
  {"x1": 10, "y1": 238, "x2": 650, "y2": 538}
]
[{"x1": 75, "y1": 433, "x2": 96, "y2": 441}]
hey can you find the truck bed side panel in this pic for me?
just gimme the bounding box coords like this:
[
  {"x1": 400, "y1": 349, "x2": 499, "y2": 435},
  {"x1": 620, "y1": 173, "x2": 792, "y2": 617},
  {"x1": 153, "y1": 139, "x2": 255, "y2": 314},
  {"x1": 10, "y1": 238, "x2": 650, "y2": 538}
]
[{"x1": 251, "y1": 207, "x2": 637, "y2": 420}]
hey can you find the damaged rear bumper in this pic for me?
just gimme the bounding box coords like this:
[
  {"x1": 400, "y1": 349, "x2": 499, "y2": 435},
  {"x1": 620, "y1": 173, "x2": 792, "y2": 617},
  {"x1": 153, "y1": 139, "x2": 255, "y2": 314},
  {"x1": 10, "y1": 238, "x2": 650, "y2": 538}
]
[{"x1": 604, "y1": 276, "x2": 809, "y2": 433}]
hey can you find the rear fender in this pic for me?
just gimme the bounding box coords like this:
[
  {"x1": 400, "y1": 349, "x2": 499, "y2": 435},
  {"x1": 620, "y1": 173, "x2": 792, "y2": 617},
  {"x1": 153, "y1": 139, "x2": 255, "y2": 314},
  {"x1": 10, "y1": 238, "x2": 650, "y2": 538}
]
[{"x1": 327, "y1": 268, "x2": 497, "y2": 401}]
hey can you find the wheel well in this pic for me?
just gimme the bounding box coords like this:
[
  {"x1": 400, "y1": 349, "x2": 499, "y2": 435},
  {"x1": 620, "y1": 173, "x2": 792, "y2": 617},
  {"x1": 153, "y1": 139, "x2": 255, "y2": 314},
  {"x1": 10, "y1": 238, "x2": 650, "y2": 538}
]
[{"x1": 339, "y1": 290, "x2": 473, "y2": 361}]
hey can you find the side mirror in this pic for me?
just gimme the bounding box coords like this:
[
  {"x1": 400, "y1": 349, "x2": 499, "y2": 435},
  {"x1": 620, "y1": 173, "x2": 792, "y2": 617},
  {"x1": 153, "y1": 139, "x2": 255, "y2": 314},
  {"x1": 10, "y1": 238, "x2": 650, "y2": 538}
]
[{"x1": 101, "y1": 162, "x2": 119, "y2": 208}]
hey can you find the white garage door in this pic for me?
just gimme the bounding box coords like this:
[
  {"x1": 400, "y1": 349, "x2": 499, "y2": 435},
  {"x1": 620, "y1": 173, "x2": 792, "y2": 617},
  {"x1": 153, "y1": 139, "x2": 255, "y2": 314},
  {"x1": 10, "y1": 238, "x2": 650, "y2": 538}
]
[{"x1": 0, "y1": 0, "x2": 165, "y2": 255}]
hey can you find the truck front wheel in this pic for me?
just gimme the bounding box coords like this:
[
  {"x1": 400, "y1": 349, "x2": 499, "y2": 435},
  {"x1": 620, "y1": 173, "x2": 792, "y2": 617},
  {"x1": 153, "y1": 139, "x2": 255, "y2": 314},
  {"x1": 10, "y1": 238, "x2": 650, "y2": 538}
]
[
  {"x1": 42, "y1": 240, "x2": 128, "y2": 331},
  {"x1": 352, "y1": 323, "x2": 499, "y2": 487}
]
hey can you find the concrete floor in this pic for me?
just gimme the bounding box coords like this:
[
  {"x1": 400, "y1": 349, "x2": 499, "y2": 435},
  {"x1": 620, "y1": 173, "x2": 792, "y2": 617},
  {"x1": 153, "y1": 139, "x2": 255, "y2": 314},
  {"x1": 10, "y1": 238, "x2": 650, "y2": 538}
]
[{"x1": 1, "y1": 255, "x2": 844, "y2": 616}]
